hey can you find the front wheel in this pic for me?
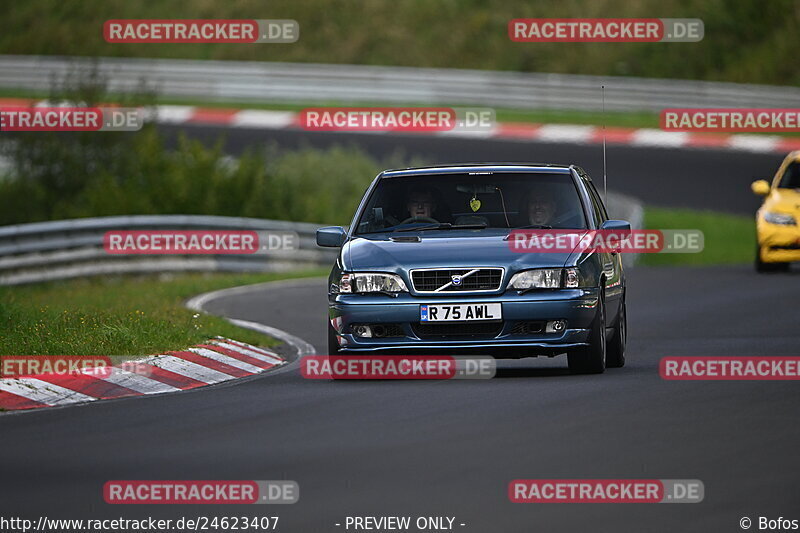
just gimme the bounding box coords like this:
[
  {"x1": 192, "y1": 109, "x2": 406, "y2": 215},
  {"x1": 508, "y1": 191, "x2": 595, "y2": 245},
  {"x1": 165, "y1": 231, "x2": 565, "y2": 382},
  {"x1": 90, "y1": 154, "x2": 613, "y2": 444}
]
[
  {"x1": 567, "y1": 292, "x2": 606, "y2": 374},
  {"x1": 327, "y1": 322, "x2": 343, "y2": 355}
]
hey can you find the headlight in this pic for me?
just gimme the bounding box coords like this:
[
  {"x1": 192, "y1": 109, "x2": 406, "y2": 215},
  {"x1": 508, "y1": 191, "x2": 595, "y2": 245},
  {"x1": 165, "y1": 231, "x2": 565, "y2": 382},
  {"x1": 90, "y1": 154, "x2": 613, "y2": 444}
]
[
  {"x1": 563, "y1": 267, "x2": 580, "y2": 288},
  {"x1": 339, "y1": 272, "x2": 408, "y2": 293},
  {"x1": 508, "y1": 268, "x2": 563, "y2": 290},
  {"x1": 763, "y1": 211, "x2": 796, "y2": 226}
]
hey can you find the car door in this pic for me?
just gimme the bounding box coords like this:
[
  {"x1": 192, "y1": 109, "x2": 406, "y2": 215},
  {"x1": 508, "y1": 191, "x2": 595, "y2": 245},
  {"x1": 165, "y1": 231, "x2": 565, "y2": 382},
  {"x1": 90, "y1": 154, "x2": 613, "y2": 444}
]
[{"x1": 582, "y1": 174, "x2": 625, "y2": 304}]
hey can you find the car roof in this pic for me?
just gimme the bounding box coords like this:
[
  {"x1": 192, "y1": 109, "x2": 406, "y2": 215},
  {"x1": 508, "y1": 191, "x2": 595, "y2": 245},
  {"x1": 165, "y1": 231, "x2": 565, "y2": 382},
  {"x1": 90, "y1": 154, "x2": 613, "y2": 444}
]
[{"x1": 382, "y1": 163, "x2": 575, "y2": 178}]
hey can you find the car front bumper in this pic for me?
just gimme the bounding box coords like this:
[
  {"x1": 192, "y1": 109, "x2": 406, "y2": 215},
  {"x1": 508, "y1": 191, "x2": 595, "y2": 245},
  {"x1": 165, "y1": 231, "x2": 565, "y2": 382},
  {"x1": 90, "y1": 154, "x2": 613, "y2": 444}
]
[
  {"x1": 329, "y1": 288, "x2": 601, "y2": 355},
  {"x1": 758, "y1": 221, "x2": 800, "y2": 263}
]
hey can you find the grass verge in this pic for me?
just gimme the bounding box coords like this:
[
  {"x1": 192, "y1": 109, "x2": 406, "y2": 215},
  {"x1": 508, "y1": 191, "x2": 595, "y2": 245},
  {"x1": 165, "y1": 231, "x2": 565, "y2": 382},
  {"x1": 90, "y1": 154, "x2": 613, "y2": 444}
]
[
  {"x1": 641, "y1": 207, "x2": 755, "y2": 266},
  {"x1": 0, "y1": 270, "x2": 326, "y2": 357}
]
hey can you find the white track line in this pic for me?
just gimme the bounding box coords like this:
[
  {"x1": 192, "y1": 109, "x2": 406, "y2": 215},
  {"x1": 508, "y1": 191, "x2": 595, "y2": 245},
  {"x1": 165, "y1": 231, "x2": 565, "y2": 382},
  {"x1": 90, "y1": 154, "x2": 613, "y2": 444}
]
[
  {"x1": 186, "y1": 278, "x2": 318, "y2": 358},
  {"x1": 227, "y1": 318, "x2": 315, "y2": 357}
]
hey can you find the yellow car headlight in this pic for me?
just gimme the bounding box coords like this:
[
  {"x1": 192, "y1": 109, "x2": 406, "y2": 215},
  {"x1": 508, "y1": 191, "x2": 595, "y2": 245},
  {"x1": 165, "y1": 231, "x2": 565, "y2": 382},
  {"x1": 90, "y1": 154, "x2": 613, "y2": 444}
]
[{"x1": 763, "y1": 211, "x2": 797, "y2": 226}]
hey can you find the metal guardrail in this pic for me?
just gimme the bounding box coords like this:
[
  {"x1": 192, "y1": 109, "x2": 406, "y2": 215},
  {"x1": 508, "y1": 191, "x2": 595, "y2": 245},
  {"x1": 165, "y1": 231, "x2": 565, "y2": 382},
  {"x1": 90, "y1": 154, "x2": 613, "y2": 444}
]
[
  {"x1": 0, "y1": 215, "x2": 337, "y2": 286},
  {"x1": 0, "y1": 191, "x2": 642, "y2": 286},
  {"x1": 1, "y1": 55, "x2": 799, "y2": 112}
]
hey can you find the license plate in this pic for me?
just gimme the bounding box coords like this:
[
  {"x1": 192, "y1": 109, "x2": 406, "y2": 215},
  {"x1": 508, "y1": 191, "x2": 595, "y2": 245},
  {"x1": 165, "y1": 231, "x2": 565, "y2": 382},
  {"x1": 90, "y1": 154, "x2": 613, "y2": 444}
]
[{"x1": 420, "y1": 303, "x2": 502, "y2": 322}]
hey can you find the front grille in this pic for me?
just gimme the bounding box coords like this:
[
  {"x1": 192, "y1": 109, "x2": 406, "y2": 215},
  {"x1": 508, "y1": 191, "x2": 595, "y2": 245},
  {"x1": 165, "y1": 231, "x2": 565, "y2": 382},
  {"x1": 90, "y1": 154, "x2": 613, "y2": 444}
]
[
  {"x1": 412, "y1": 322, "x2": 503, "y2": 339},
  {"x1": 372, "y1": 323, "x2": 404, "y2": 338},
  {"x1": 411, "y1": 268, "x2": 503, "y2": 293},
  {"x1": 510, "y1": 321, "x2": 545, "y2": 335},
  {"x1": 351, "y1": 323, "x2": 405, "y2": 338}
]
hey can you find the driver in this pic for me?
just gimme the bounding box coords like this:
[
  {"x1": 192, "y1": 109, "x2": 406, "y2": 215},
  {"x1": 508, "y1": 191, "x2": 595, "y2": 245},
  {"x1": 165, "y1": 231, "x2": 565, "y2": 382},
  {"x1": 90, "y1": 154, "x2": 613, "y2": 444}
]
[
  {"x1": 404, "y1": 188, "x2": 437, "y2": 221},
  {"x1": 525, "y1": 188, "x2": 557, "y2": 226}
]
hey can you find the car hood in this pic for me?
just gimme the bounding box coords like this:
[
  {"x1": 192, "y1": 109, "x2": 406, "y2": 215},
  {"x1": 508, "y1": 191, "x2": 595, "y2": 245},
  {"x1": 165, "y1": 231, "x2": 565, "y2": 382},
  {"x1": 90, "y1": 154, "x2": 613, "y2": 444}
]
[
  {"x1": 763, "y1": 188, "x2": 800, "y2": 214},
  {"x1": 344, "y1": 231, "x2": 583, "y2": 272}
]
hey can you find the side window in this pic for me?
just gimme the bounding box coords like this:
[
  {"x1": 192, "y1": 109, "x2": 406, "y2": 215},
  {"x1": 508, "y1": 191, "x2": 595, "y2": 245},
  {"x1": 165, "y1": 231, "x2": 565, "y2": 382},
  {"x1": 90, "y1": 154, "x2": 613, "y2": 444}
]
[
  {"x1": 587, "y1": 182, "x2": 609, "y2": 221},
  {"x1": 582, "y1": 178, "x2": 607, "y2": 227},
  {"x1": 778, "y1": 161, "x2": 800, "y2": 189}
]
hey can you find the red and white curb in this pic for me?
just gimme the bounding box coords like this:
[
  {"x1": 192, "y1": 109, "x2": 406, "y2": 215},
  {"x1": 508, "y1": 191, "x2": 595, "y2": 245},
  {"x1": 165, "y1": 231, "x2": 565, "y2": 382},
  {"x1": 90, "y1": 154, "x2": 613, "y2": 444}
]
[
  {"x1": 0, "y1": 337, "x2": 285, "y2": 411},
  {"x1": 1, "y1": 97, "x2": 798, "y2": 153}
]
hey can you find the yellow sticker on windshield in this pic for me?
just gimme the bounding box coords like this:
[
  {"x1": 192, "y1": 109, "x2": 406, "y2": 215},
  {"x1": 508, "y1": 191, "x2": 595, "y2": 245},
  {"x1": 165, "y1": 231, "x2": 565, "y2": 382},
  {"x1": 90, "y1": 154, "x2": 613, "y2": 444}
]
[{"x1": 469, "y1": 197, "x2": 481, "y2": 212}]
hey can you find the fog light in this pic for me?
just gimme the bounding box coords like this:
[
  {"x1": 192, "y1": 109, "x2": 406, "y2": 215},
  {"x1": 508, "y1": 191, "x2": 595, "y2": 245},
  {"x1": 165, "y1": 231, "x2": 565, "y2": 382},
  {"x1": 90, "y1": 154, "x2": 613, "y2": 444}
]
[
  {"x1": 546, "y1": 320, "x2": 566, "y2": 333},
  {"x1": 353, "y1": 325, "x2": 373, "y2": 338}
]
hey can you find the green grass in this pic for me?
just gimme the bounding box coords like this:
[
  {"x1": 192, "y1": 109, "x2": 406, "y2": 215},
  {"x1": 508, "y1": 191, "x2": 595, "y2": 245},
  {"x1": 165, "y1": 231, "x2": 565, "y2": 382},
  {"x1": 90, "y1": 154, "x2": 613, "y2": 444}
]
[
  {"x1": 1, "y1": 0, "x2": 798, "y2": 87},
  {"x1": 640, "y1": 207, "x2": 755, "y2": 266},
  {"x1": 0, "y1": 270, "x2": 326, "y2": 357}
]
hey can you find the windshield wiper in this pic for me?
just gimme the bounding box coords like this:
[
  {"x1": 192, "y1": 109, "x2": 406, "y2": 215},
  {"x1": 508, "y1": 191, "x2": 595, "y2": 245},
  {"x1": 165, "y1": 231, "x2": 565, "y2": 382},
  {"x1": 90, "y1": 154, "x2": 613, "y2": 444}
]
[
  {"x1": 395, "y1": 223, "x2": 487, "y2": 232},
  {"x1": 503, "y1": 224, "x2": 554, "y2": 241}
]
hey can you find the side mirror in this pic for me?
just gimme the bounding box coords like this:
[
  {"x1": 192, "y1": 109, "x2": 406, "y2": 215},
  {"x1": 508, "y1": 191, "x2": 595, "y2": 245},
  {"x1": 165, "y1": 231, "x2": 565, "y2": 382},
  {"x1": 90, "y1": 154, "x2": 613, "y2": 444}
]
[
  {"x1": 751, "y1": 180, "x2": 770, "y2": 197},
  {"x1": 600, "y1": 220, "x2": 631, "y2": 231},
  {"x1": 316, "y1": 226, "x2": 347, "y2": 247},
  {"x1": 600, "y1": 220, "x2": 631, "y2": 254}
]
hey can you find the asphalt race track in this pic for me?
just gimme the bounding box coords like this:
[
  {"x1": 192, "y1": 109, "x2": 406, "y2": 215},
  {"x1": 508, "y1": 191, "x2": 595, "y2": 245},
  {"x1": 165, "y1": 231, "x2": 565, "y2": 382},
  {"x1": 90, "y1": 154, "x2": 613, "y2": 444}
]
[
  {"x1": 159, "y1": 123, "x2": 782, "y2": 215},
  {"x1": 1, "y1": 133, "x2": 798, "y2": 533},
  {"x1": 2, "y1": 267, "x2": 799, "y2": 532}
]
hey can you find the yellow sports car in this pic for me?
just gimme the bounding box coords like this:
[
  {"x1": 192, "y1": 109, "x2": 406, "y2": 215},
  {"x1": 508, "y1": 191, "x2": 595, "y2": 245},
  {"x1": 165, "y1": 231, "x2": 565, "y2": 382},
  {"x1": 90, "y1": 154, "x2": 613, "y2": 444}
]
[{"x1": 752, "y1": 151, "x2": 800, "y2": 272}]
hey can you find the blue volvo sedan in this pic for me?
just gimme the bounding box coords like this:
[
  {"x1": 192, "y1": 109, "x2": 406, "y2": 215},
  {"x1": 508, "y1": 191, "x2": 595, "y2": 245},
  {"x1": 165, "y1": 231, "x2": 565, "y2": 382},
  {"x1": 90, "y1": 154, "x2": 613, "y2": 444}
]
[{"x1": 316, "y1": 163, "x2": 628, "y2": 374}]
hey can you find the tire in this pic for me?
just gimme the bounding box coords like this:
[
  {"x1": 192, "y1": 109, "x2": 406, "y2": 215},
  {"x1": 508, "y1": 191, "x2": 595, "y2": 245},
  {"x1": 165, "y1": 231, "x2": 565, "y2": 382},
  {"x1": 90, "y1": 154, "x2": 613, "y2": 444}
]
[
  {"x1": 755, "y1": 244, "x2": 789, "y2": 273},
  {"x1": 606, "y1": 296, "x2": 626, "y2": 368},
  {"x1": 327, "y1": 321, "x2": 342, "y2": 355},
  {"x1": 567, "y1": 292, "x2": 606, "y2": 374}
]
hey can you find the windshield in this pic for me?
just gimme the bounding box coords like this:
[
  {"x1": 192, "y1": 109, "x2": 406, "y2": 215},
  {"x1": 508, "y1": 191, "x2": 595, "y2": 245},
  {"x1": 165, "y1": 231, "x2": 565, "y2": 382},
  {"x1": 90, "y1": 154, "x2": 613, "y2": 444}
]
[
  {"x1": 354, "y1": 172, "x2": 588, "y2": 234},
  {"x1": 778, "y1": 161, "x2": 800, "y2": 189}
]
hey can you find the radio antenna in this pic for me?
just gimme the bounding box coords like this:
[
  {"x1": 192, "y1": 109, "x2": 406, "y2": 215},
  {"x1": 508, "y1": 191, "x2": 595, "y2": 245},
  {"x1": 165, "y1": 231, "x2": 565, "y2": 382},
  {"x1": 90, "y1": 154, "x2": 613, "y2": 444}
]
[{"x1": 602, "y1": 85, "x2": 607, "y2": 200}]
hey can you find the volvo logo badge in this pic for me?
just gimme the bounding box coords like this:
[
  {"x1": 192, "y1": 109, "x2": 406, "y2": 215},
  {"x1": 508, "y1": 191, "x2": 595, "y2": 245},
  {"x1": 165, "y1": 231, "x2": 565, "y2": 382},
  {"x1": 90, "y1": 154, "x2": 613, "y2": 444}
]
[{"x1": 451, "y1": 274, "x2": 463, "y2": 286}]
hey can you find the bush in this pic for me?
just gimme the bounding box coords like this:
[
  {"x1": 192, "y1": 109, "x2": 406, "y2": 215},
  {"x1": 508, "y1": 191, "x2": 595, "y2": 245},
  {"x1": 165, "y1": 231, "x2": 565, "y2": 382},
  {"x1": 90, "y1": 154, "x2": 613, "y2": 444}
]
[
  {"x1": 0, "y1": 130, "x2": 410, "y2": 226},
  {"x1": 0, "y1": 67, "x2": 416, "y2": 226}
]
